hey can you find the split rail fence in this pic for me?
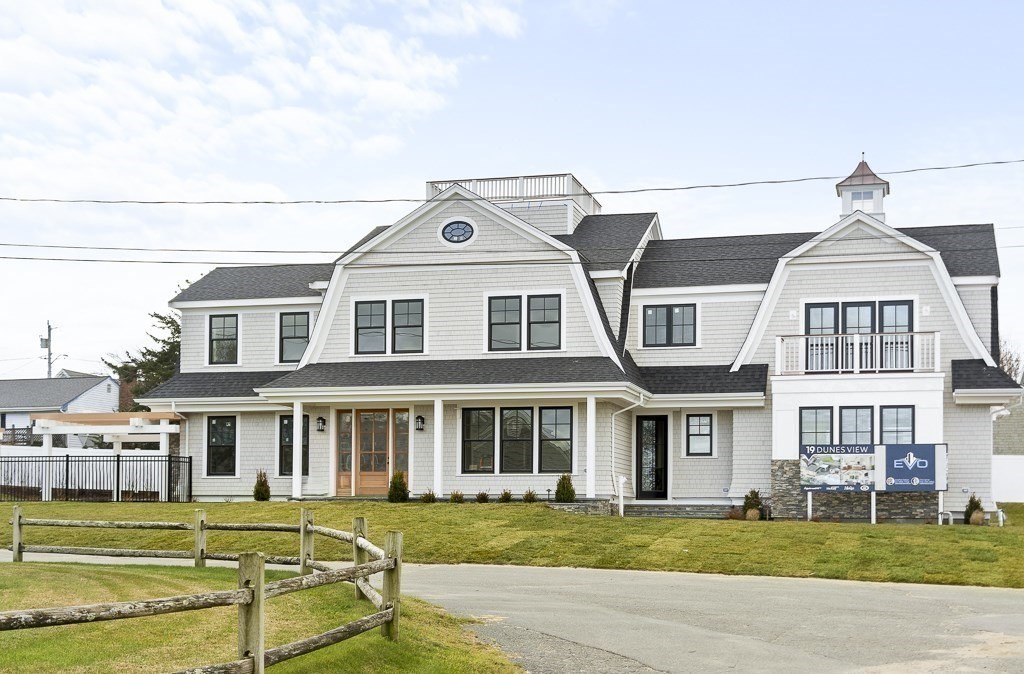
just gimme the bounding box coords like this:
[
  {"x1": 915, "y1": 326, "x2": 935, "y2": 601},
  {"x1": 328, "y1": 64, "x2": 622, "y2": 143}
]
[{"x1": 2, "y1": 507, "x2": 402, "y2": 673}]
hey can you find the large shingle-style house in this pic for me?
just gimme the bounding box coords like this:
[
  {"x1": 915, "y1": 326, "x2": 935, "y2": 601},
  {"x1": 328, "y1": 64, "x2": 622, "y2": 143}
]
[{"x1": 139, "y1": 165, "x2": 1021, "y2": 519}]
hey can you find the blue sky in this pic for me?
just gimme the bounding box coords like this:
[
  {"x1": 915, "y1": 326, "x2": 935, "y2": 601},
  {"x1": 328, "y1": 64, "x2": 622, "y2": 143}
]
[{"x1": 1, "y1": 1, "x2": 1022, "y2": 377}]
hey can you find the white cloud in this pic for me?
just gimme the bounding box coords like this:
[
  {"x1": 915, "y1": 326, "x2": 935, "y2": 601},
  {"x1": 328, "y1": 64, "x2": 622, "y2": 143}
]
[{"x1": 396, "y1": 0, "x2": 524, "y2": 37}]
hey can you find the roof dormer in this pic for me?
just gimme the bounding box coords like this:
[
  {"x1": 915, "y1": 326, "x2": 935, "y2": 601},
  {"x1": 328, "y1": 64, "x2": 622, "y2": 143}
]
[{"x1": 836, "y1": 157, "x2": 890, "y2": 222}]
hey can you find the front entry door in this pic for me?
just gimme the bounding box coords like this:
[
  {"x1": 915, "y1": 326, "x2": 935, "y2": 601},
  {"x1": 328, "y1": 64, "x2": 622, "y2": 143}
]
[
  {"x1": 636, "y1": 415, "x2": 668, "y2": 499},
  {"x1": 356, "y1": 410, "x2": 390, "y2": 496}
]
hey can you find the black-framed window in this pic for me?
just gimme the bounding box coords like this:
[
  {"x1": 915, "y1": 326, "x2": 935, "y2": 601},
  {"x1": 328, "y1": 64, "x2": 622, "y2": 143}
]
[
  {"x1": 462, "y1": 408, "x2": 494, "y2": 473},
  {"x1": 392, "y1": 300, "x2": 424, "y2": 353},
  {"x1": 643, "y1": 304, "x2": 696, "y2": 347},
  {"x1": 528, "y1": 295, "x2": 561, "y2": 350},
  {"x1": 488, "y1": 296, "x2": 521, "y2": 351},
  {"x1": 800, "y1": 407, "x2": 832, "y2": 445},
  {"x1": 206, "y1": 416, "x2": 237, "y2": 476},
  {"x1": 279, "y1": 414, "x2": 310, "y2": 477},
  {"x1": 279, "y1": 312, "x2": 309, "y2": 363},
  {"x1": 500, "y1": 408, "x2": 533, "y2": 473},
  {"x1": 209, "y1": 314, "x2": 238, "y2": 364},
  {"x1": 881, "y1": 406, "x2": 915, "y2": 444},
  {"x1": 839, "y1": 407, "x2": 873, "y2": 445},
  {"x1": 355, "y1": 301, "x2": 386, "y2": 354},
  {"x1": 539, "y1": 406, "x2": 572, "y2": 473},
  {"x1": 686, "y1": 414, "x2": 713, "y2": 456}
]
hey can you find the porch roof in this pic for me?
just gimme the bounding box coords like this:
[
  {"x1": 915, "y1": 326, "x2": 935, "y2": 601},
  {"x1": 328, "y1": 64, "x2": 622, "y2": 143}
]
[
  {"x1": 951, "y1": 359, "x2": 1022, "y2": 390},
  {"x1": 638, "y1": 364, "x2": 769, "y2": 395},
  {"x1": 142, "y1": 370, "x2": 283, "y2": 400}
]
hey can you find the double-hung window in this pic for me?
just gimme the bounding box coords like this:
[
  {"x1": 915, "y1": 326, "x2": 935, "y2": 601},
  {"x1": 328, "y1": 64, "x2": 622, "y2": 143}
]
[
  {"x1": 880, "y1": 406, "x2": 914, "y2": 444},
  {"x1": 686, "y1": 414, "x2": 713, "y2": 456},
  {"x1": 355, "y1": 301, "x2": 386, "y2": 354},
  {"x1": 800, "y1": 407, "x2": 832, "y2": 445},
  {"x1": 528, "y1": 295, "x2": 561, "y2": 350},
  {"x1": 355, "y1": 299, "x2": 424, "y2": 354},
  {"x1": 489, "y1": 297, "x2": 521, "y2": 351},
  {"x1": 209, "y1": 314, "x2": 238, "y2": 364},
  {"x1": 839, "y1": 407, "x2": 873, "y2": 445},
  {"x1": 279, "y1": 312, "x2": 309, "y2": 363},
  {"x1": 462, "y1": 408, "x2": 495, "y2": 473},
  {"x1": 643, "y1": 304, "x2": 696, "y2": 347},
  {"x1": 488, "y1": 294, "x2": 562, "y2": 351},
  {"x1": 539, "y1": 407, "x2": 572, "y2": 473},
  {"x1": 206, "y1": 416, "x2": 237, "y2": 476},
  {"x1": 500, "y1": 408, "x2": 533, "y2": 473},
  {"x1": 392, "y1": 300, "x2": 424, "y2": 353},
  {"x1": 279, "y1": 415, "x2": 310, "y2": 477}
]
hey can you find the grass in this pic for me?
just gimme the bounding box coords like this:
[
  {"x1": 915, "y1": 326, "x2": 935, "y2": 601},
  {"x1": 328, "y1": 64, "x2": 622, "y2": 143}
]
[
  {"x1": 0, "y1": 563, "x2": 518, "y2": 673},
  {"x1": 1, "y1": 501, "x2": 1023, "y2": 588}
]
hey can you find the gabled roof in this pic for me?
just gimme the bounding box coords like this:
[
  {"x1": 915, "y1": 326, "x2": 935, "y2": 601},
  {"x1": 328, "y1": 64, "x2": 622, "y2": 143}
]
[
  {"x1": 0, "y1": 376, "x2": 109, "y2": 412},
  {"x1": 634, "y1": 224, "x2": 999, "y2": 288},
  {"x1": 951, "y1": 360, "x2": 1022, "y2": 391},
  {"x1": 142, "y1": 371, "x2": 285, "y2": 399},
  {"x1": 170, "y1": 263, "x2": 335, "y2": 303},
  {"x1": 337, "y1": 226, "x2": 390, "y2": 262},
  {"x1": 554, "y1": 213, "x2": 656, "y2": 271},
  {"x1": 56, "y1": 369, "x2": 96, "y2": 378},
  {"x1": 836, "y1": 160, "x2": 890, "y2": 195}
]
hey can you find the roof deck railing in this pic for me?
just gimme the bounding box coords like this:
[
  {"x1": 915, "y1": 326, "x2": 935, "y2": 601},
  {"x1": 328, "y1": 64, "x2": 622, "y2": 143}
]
[
  {"x1": 426, "y1": 173, "x2": 601, "y2": 214},
  {"x1": 775, "y1": 332, "x2": 940, "y2": 375}
]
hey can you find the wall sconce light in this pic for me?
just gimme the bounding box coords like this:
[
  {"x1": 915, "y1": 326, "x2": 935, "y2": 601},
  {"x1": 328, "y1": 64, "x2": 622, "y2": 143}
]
[
  {"x1": 415, "y1": 415, "x2": 426, "y2": 432},
  {"x1": 316, "y1": 417, "x2": 326, "y2": 432}
]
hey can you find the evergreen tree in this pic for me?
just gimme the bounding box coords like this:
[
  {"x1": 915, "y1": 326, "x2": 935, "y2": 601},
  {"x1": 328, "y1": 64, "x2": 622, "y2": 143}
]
[{"x1": 104, "y1": 311, "x2": 180, "y2": 411}]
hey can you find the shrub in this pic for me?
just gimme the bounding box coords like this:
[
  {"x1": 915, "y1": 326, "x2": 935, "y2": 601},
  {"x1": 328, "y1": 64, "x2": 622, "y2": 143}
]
[
  {"x1": 523, "y1": 489, "x2": 537, "y2": 503},
  {"x1": 475, "y1": 490, "x2": 490, "y2": 503},
  {"x1": 420, "y1": 489, "x2": 437, "y2": 503},
  {"x1": 742, "y1": 489, "x2": 763, "y2": 516},
  {"x1": 499, "y1": 489, "x2": 513, "y2": 503},
  {"x1": 388, "y1": 471, "x2": 409, "y2": 503},
  {"x1": 449, "y1": 490, "x2": 464, "y2": 504},
  {"x1": 252, "y1": 469, "x2": 270, "y2": 501},
  {"x1": 554, "y1": 474, "x2": 576, "y2": 503},
  {"x1": 745, "y1": 507, "x2": 761, "y2": 521},
  {"x1": 964, "y1": 493, "x2": 984, "y2": 524},
  {"x1": 725, "y1": 507, "x2": 744, "y2": 520}
]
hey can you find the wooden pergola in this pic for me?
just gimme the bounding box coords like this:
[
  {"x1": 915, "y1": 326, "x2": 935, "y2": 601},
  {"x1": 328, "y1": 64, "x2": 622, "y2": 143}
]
[{"x1": 30, "y1": 412, "x2": 182, "y2": 455}]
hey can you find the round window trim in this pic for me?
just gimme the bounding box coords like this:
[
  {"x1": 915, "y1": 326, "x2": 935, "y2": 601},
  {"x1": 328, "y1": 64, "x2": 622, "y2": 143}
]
[{"x1": 437, "y1": 217, "x2": 479, "y2": 248}]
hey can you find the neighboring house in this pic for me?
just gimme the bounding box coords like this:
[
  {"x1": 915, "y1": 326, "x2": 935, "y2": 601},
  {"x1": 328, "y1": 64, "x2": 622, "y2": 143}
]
[
  {"x1": 55, "y1": 369, "x2": 98, "y2": 378},
  {"x1": 139, "y1": 164, "x2": 1022, "y2": 520},
  {"x1": 0, "y1": 375, "x2": 120, "y2": 448},
  {"x1": 993, "y1": 397, "x2": 1024, "y2": 502}
]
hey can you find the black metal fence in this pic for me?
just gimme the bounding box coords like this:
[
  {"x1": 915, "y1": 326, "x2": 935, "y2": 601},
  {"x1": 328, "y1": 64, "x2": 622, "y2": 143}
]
[{"x1": 0, "y1": 455, "x2": 191, "y2": 503}]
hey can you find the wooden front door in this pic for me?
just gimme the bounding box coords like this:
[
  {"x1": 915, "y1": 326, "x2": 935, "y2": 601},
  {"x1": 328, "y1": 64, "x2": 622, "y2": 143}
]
[{"x1": 356, "y1": 410, "x2": 390, "y2": 496}]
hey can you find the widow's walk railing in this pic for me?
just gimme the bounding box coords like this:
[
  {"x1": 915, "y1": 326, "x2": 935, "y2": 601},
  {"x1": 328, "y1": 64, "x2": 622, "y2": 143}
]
[
  {"x1": 775, "y1": 331, "x2": 940, "y2": 375},
  {"x1": 426, "y1": 173, "x2": 602, "y2": 214}
]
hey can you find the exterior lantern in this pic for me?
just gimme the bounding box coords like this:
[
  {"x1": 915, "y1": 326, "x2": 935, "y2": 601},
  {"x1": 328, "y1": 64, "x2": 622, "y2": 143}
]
[
  {"x1": 415, "y1": 415, "x2": 426, "y2": 431},
  {"x1": 316, "y1": 416, "x2": 326, "y2": 432}
]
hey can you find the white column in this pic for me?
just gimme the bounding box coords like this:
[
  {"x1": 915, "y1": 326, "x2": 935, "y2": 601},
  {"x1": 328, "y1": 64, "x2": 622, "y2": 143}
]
[
  {"x1": 292, "y1": 401, "x2": 303, "y2": 499},
  {"x1": 433, "y1": 399, "x2": 444, "y2": 495},
  {"x1": 586, "y1": 396, "x2": 597, "y2": 498},
  {"x1": 159, "y1": 418, "x2": 170, "y2": 455}
]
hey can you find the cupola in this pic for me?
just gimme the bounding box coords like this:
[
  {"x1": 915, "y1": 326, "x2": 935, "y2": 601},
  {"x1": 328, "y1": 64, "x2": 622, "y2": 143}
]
[{"x1": 836, "y1": 156, "x2": 889, "y2": 222}]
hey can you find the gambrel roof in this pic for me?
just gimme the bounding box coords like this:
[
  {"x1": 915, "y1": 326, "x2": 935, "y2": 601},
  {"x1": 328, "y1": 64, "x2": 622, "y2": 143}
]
[{"x1": 554, "y1": 213, "x2": 656, "y2": 271}]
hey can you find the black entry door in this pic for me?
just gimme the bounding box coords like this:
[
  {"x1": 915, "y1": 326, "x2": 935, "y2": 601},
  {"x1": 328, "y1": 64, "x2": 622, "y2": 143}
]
[{"x1": 636, "y1": 416, "x2": 668, "y2": 499}]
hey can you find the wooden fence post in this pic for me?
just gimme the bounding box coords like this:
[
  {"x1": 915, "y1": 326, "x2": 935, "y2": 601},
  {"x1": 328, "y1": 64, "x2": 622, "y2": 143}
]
[
  {"x1": 194, "y1": 509, "x2": 206, "y2": 568},
  {"x1": 299, "y1": 508, "x2": 314, "y2": 576},
  {"x1": 11, "y1": 506, "x2": 22, "y2": 563},
  {"x1": 381, "y1": 531, "x2": 403, "y2": 641},
  {"x1": 237, "y1": 552, "x2": 265, "y2": 674},
  {"x1": 352, "y1": 517, "x2": 367, "y2": 601}
]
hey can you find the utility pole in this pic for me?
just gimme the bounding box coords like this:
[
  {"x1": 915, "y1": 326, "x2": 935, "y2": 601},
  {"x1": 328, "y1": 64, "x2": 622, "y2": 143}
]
[{"x1": 40, "y1": 321, "x2": 53, "y2": 378}]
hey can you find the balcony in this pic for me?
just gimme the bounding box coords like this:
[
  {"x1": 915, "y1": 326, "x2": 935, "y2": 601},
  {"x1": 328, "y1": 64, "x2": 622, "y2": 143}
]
[
  {"x1": 426, "y1": 173, "x2": 602, "y2": 215},
  {"x1": 775, "y1": 332, "x2": 940, "y2": 375}
]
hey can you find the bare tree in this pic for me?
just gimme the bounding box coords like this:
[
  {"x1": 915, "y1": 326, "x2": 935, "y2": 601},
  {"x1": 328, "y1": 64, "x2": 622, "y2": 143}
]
[{"x1": 1000, "y1": 339, "x2": 1023, "y2": 383}]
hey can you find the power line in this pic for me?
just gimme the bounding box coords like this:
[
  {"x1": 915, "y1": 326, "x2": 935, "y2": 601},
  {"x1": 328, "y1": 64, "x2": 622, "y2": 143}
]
[{"x1": 0, "y1": 158, "x2": 1021, "y2": 205}]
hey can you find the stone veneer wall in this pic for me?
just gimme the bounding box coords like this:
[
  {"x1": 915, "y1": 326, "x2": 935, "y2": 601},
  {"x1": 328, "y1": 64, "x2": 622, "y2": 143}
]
[{"x1": 771, "y1": 460, "x2": 939, "y2": 522}]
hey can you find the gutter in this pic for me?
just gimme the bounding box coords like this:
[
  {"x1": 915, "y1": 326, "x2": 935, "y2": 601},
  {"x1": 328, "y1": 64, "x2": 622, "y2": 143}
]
[{"x1": 610, "y1": 392, "x2": 644, "y2": 501}]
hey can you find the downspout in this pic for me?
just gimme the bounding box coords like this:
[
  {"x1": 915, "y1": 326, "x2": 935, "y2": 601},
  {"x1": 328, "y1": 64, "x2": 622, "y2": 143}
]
[{"x1": 610, "y1": 392, "x2": 644, "y2": 515}]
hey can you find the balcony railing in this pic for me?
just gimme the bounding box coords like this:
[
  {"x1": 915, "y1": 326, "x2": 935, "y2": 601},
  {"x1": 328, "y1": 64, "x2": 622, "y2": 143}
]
[
  {"x1": 426, "y1": 173, "x2": 602, "y2": 214},
  {"x1": 775, "y1": 332, "x2": 940, "y2": 375}
]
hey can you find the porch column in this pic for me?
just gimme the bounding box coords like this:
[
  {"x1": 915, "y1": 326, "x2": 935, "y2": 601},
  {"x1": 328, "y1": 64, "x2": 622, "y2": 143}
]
[
  {"x1": 433, "y1": 399, "x2": 444, "y2": 496},
  {"x1": 586, "y1": 396, "x2": 596, "y2": 498},
  {"x1": 158, "y1": 419, "x2": 170, "y2": 455},
  {"x1": 292, "y1": 401, "x2": 303, "y2": 499}
]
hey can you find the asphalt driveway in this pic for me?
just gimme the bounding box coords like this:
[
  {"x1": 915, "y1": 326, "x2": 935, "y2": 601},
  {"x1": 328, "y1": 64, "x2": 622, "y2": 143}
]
[{"x1": 403, "y1": 564, "x2": 1024, "y2": 673}]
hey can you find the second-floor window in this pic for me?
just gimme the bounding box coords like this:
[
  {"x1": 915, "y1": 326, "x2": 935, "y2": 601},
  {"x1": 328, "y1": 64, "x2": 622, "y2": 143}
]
[
  {"x1": 643, "y1": 304, "x2": 696, "y2": 347},
  {"x1": 528, "y1": 295, "x2": 561, "y2": 350},
  {"x1": 489, "y1": 297, "x2": 521, "y2": 351},
  {"x1": 279, "y1": 312, "x2": 309, "y2": 363},
  {"x1": 355, "y1": 299, "x2": 425, "y2": 355},
  {"x1": 209, "y1": 314, "x2": 238, "y2": 365},
  {"x1": 488, "y1": 293, "x2": 562, "y2": 352},
  {"x1": 392, "y1": 300, "x2": 424, "y2": 353},
  {"x1": 355, "y1": 301, "x2": 386, "y2": 354}
]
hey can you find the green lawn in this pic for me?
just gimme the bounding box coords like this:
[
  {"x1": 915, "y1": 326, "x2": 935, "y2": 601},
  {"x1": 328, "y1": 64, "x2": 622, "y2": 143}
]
[
  {"x1": 2, "y1": 501, "x2": 1023, "y2": 588},
  {"x1": 0, "y1": 563, "x2": 518, "y2": 673}
]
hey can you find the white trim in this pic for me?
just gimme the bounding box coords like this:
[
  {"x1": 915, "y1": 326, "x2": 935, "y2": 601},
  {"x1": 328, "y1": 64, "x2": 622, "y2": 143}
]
[
  {"x1": 275, "y1": 309, "x2": 313, "y2": 366},
  {"x1": 258, "y1": 381, "x2": 644, "y2": 399},
  {"x1": 302, "y1": 265, "x2": 347, "y2": 366},
  {"x1": 636, "y1": 301, "x2": 701, "y2": 350},
  {"x1": 308, "y1": 281, "x2": 330, "y2": 291},
  {"x1": 201, "y1": 413, "x2": 240, "y2": 479},
  {"x1": 433, "y1": 399, "x2": 444, "y2": 494},
  {"x1": 953, "y1": 389, "x2": 1024, "y2": 405},
  {"x1": 481, "y1": 289, "x2": 568, "y2": 354},
  {"x1": 951, "y1": 276, "x2": 999, "y2": 286},
  {"x1": 205, "y1": 312, "x2": 242, "y2": 367},
  {"x1": 586, "y1": 395, "x2": 596, "y2": 497},
  {"x1": 681, "y1": 410, "x2": 718, "y2": 458},
  {"x1": 349, "y1": 293, "x2": 430, "y2": 357},
  {"x1": 925, "y1": 253, "x2": 996, "y2": 366},
  {"x1": 436, "y1": 215, "x2": 480, "y2": 248},
  {"x1": 171, "y1": 296, "x2": 323, "y2": 309},
  {"x1": 589, "y1": 269, "x2": 628, "y2": 280},
  {"x1": 631, "y1": 283, "x2": 768, "y2": 297},
  {"x1": 643, "y1": 393, "x2": 765, "y2": 408}
]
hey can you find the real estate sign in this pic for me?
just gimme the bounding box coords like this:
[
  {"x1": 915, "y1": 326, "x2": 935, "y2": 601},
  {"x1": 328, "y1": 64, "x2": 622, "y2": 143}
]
[
  {"x1": 875, "y1": 444, "x2": 948, "y2": 492},
  {"x1": 799, "y1": 445, "x2": 875, "y2": 492}
]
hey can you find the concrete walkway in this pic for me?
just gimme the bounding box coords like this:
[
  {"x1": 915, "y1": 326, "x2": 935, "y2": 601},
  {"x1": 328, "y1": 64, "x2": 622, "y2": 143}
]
[{"x1": 3, "y1": 551, "x2": 1023, "y2": 672}]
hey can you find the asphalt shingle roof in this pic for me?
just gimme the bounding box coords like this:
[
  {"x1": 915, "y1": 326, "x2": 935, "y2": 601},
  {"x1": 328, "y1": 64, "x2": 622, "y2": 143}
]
[
  {"x1": 336, "y1": 226, "x2": 390, "y2": 261},
  {"x1": 171, "y1": 263, "x2": 335, "y2": 303},
  {"x1": 0, "y1": 376, "x2": 108, "y2": 411},
  {"x1": 141, "y1": 371, "x2": 285, "y2": 399},
  {"x1": 951, "y1": 359, "x2": 1022, "y2": 391},
  {"x1": 554, "y1": 213, "x2": 656, "y2": 271},
  {"x1": 633, "y1": 224, "x2": 999, "y2": 288},
  {"x1": 638, "y1": 364, "x2": 769, "y2": 395}
]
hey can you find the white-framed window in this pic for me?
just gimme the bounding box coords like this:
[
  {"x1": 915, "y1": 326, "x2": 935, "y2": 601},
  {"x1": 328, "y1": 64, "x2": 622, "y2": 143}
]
[
  {"x1": 205, "y1": 415, "x2": 239, "y2": 477},
  {"x1": 851, "y1": 190, "x2": 874, "y2": 212},
  {"x1": 484, "y1": 290, "x2": 566, "y2": 353},
  {"x1": 437, "y1": 216, "x2": 480, "y2": 248}
]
